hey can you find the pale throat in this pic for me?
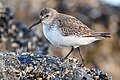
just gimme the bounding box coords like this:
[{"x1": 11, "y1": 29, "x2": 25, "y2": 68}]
[{"x1": 42, "y1": 19, "x2": 53, "y2": 25}]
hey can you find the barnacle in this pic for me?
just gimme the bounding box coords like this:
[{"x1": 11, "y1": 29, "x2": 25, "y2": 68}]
[{"x1": 0, "y1": 52, "x2": 111, "y2": 80}]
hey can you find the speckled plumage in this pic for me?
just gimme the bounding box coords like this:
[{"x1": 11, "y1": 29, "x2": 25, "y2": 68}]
[{"x1": 52, "y1": 13, "x2": 94, "y2": 37}]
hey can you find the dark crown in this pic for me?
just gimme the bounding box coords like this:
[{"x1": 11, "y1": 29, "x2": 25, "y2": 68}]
[{"x1": 40, "y1": 8, "x2": 50, "y2": 16}]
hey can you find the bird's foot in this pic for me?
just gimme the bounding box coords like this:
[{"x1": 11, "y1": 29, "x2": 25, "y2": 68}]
[
  {"x1": 79, "y1": 59, "x2": 85, "y2": 67},
  {"x1": 63, "y1": 56, "x2": 68, "y2": 60}
]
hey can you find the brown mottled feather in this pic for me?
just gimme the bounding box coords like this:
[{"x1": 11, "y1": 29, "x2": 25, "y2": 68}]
[{"x1": 52, "y1": 13, "x2": 95, "y2": 37}]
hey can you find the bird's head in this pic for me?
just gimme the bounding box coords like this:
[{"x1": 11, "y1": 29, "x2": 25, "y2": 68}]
[{"x1": 29, "y1": 7, "x2": 58, "y2": 29}]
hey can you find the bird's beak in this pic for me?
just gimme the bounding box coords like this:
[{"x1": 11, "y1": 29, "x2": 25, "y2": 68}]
[{"x1": 29, "y1": 18, "x2": 42, "y2": 29}]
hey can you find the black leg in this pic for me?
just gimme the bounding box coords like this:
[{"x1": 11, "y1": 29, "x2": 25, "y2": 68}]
[
  {"x1": 64, "y1": 46, "x2": 74, "y2": 59},
  {"x1": 77, "y1": 47, "x2": 85, "y2": 66}
]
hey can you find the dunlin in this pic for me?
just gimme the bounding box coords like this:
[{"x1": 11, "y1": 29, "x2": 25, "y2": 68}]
[{"x1": 29, "y1": 8, "x2": 110, "y2": 64}]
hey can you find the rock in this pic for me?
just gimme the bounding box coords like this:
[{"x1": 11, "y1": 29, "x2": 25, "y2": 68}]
[{"x1": 0, "y1": 52, "x2": 111, "y2": 80}]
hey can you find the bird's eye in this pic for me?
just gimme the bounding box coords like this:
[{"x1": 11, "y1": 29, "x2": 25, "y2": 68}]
[{"x1": 45, "y1": 15, "x2": 49, "y2": 17}]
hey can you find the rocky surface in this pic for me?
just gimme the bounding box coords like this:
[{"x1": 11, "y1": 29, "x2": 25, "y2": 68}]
[{"x1": 0, "y1": 52, "x2": 111, "y2": 80}]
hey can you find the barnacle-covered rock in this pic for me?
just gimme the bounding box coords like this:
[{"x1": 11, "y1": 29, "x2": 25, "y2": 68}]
[{"x1": 0, "y1": 52, "x2": 111, "y2": 80}]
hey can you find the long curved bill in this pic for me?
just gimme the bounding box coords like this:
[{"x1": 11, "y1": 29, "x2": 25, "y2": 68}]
[{"x1": 29, "y1": 19, "x2": 42, "y2": 29}]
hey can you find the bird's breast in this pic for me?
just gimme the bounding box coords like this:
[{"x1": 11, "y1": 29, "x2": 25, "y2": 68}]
[{"x1": 43, "y1": 24, "x2": 62, "y2": 46}]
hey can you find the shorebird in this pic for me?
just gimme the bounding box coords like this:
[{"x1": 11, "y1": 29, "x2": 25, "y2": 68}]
[{"x1": 29, "y1": 7, "x2": 110, "y2": 64}]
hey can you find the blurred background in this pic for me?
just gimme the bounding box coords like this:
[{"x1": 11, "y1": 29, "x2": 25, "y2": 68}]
[{"x1": 0, "y1": 0, "x2": 120, "y2": 79}]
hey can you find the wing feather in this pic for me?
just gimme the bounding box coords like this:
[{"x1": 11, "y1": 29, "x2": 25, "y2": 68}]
[{"x1": 54, "y1": 14, "x2": 94, "y2": 37}]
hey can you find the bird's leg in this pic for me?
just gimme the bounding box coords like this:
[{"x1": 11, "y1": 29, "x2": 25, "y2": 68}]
[
  {"x1": 64, "y1": 46, "x2": 74, "y2": 59},
  {"x1": 77, "y1": 47, "x2": 85, "y2": 67}
]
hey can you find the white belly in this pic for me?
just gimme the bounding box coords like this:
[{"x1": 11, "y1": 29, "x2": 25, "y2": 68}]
[{"x1": 43, "y1": 25, "x2": 99, "y2": 48}]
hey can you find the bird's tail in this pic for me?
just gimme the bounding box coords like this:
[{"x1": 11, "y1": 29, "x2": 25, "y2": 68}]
[
  {"x1": 100, "y1": 32, "x2": 111, "y2": 38},
  {"x1": 84, "y1": 32, "x2": 111, "y2": 38}
]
